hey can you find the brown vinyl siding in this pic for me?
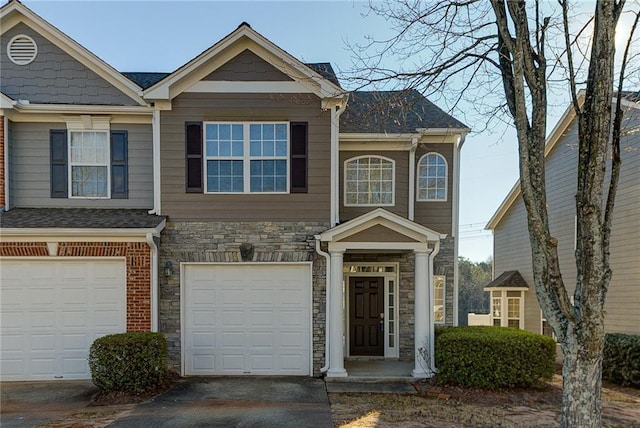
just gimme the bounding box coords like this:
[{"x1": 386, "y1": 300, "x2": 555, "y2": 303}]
[
  {"x1": 160, "y1": 92, "x2": 331, "y2": 221},
  {"x1": 203, "y1": 50, "x2": 294, "y2": 82},
  {"x1": 493, "y1": 105, "x2": 640, "y2": 336}
]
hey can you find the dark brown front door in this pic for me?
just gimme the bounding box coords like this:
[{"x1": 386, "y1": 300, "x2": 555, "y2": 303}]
[{"x1": 349, "y1": 277, "x2": 384, "y2": 356}]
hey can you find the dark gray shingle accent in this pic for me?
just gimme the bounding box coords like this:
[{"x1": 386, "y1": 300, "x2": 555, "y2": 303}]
[
  {"x1": 122, "y1": 72, "x2": 170, "y2": 90},
  {"x1": 485, "y1": 270, "x2": 529, "y2": 289},
  {"x1": 340, "y1": 90, "x2": 468, "y2": 134},
  {"x1": 0, "y1": 208, "x2": 165, "y2": 229}
]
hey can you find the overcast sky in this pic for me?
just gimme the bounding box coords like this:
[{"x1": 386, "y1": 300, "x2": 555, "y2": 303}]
[{"x1": 22, "y1": 0, "x2": 631, "y2": 263}]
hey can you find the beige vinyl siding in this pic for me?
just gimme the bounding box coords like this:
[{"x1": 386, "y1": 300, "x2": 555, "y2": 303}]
[
  {"x1": 11, "y1": 122, "x2": 153, "y2": 209},
  {"x1": 492, "y1": 105, "x2": 640, "y2": 336},
  {"x1": 413, "y1": 144, "x2": 454, "y2": 235},
  {"x1": 339, "y1": 150, "x2": 409, "y2": 221},
  {"x1": 160, "y1": 92, "x2": 331, "y2": 221}
]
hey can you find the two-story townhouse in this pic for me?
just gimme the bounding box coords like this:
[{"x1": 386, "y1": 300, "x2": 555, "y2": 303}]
[
  {"x1": 0, "y1": 0, "x2": 469, "y2": 381},
  {"x1": 485, "y1": 93, "x2": 639, "y2": 338},
  {"x1": 0, "y1": 1, "x2": 164, "y2": 381}
]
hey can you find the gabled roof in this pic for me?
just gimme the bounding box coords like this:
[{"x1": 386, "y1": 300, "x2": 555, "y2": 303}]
[
  {"x1": 340, "y1": 90, "x2": 469, "y2": 134},
  {"x1": 318, "y1": 207, "x2": 445, "y2": 243},
  {"x1": 0, "y1": 0, "x2": 146, "y2": 106},
  {"x1": 486, "y1": 91, "x2": 640, "y2": 230},
  {"x1": 123, "y1": 62, "x2": 340, "y2": 90},
  {"x1": 484, "y1": 270, "x2": 529, "y2": 289},
  {"x1": 143, "y1": 22, "x2": 344, "y2": 101}
]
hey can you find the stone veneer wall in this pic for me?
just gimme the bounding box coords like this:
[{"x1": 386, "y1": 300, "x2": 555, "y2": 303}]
[
  {"x1": 344, "y1": 236, "x2": 455, "y2": 361},
  {"x1": 158, "y1": 221, "x2": 330, "y2": 374}
]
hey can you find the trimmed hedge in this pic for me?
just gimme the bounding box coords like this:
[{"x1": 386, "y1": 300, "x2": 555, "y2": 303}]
[
  {"x1": 435, "y1": 326, "x2": 556, "y2": 389},
  {"x1": 603, "y1": 333, "x2": 640, "y2": 388},
  {"x1": 89, "y1": 332, "x2": 169, "y2": 393}
]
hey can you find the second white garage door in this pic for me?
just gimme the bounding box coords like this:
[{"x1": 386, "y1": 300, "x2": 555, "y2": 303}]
[{"x1": 183, "y1": 263, "x2": 311, "y2": 376}]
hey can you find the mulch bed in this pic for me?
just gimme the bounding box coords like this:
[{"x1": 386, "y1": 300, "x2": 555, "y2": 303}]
[{"x1": 89, "y1": 372, "x2": 179, "y2": 406}]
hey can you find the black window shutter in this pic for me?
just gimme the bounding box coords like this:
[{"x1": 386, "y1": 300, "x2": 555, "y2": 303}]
[
  {"x1": 111, "y1": 130, "x2": 128, "y2": 199},
  {"x1": 50, "y1": 130, "x2": 68, "y2": 198},
  {"x1": 185, "y1": 122, "x2": 203, "y2": 193},
  {"x1": 290, "y1": 122, "x2": 308, "y2": 193}
]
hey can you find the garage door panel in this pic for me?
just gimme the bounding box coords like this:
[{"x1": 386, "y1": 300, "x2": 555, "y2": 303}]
[
  {"x1": 0, "y1": 260, "x2": 126, "y2": 381},
  {"x1": 184, "y1": 264, "x2": 311, "y2": 376}
]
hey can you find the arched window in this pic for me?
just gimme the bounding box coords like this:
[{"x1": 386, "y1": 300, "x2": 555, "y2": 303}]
[
  {"x1": 417, "y1": 153, "x2": 447, "y2": 201},
  {"x1": 344, "y1": 156, "x2": 394, "y2": 206}
]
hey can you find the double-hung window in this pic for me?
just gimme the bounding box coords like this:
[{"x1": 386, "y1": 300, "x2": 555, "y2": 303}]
[
  {"x1": 50, "y1": 120, "x2": 128, "y2": 199},
  {"x1": 490, "y1": 290, "x2": 523, "y2": 329},
  {"x1": 69, "y1": 131, "x2": 109, "y2": 198},
  {"x1": 204, "y1": 122, "x2": 289, "y2": 193}
]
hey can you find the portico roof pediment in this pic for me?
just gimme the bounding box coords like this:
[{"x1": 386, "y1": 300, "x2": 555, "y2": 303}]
[{"x1": 318, "y1": 208, "x2": 445, "y2": 244}]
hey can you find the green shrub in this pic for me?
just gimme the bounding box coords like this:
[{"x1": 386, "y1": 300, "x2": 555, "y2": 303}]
[
  {"x1": 602, "y1": 333, "x2": 640, "y2": 388},
  {"x1": 435, "y1": 326, "x2": 556, "y2": 389},
  {"x1": 89, "y1": 332, "x2": 169, "y2": 393}
]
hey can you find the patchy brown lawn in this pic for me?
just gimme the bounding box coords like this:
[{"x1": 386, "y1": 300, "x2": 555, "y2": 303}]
[{"x1": 330, "y1": 376, "x2": 640, "y2": 427}]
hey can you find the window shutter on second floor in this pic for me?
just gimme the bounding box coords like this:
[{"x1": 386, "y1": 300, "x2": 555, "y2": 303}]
[
  {"x1": 290, "y1": 122, "x2": 308, "y2": 193},
  {"x1": 50, "y1": 130, "x2": 68, "y2": 198},
  {"x1": 110, "y1": 130, "x2": 128, "y2": 199},
  {"x1": 185, "y1": 122, "x2": 203, "y2": 193}
]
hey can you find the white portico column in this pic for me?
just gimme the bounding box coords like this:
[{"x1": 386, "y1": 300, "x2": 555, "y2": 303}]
[
  {"x1": 327, "y1": 249, "x2": 347, "y2": 377},
  {"x1": 412, "y1": 248, "x2": 433, "y2": 378}
]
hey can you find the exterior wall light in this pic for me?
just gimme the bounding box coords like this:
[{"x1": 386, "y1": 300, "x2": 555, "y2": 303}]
[{"x1": 164, "y1": 261, "x2": 173, "y2": 277}]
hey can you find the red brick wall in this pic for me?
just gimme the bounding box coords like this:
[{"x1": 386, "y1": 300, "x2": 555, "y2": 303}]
[
  {"x1": 0, "y1": 115, "x2": 5, "y2": 208},
  {"x1": 0, "y1": 241, "x2": 152, "y2": 331}
]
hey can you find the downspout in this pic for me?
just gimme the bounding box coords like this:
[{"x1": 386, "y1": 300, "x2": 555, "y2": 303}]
[
  {"x1": 2, "y1": 114, "x2": 9, "y2": 211},
  {"x1": 452, "y1": 133, "x2": 467, "y2": 326},
  {"x1": 408, "y1": 136, "x2": 419, "y2": 221},
  {"x1": 428, "y1": 239, "x2": 441, "y2": 373},
  {"x1": 149, "y1": 109, "x2": 161, "y2": 215},
  {"x1": 315, "y1": 236, "x2": 331, "y2": 373},
  {"x1": 331, "y1": 102, "x2": 347, "y2": 227},
  {"x1": 146, "y1": 232, "x2": 159, "y2": 332}
]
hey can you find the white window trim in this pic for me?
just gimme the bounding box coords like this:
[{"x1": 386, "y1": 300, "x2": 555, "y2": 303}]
[
  {"x1": 67, "y1": 129, "x2": 111, "y2": 199},
  {"x1": 434, "y1": 275, "x2": 445, "y2": 324},
  {"x1": 343, "y1": 263, "x2": 399, "y2": 358},
  {"x1": 203, "y1": 121, "x2": 290, "y2": 194},
  {"x1": 490, "y1": 289, "x2": 524, "y2": 329},
  {"x1": 416, "y1": 152, "x2": 448, "y2": 202},
  {"x1": 343, "y1": 155, "x2": 395, "y2": 207}
]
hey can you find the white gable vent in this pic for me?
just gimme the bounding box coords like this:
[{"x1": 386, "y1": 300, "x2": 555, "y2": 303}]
[{"x1": 7, "y1": 35, "x2": 38, "y2": 65}]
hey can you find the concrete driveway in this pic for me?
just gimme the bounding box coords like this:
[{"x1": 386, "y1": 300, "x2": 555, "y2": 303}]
[
  {"x1": 110, "y1": 376, "x2": 332, "y2": 427},
  {"x1": 2, "y1": 377, "x2": 332, "y2": 427},
  {"x1": 0, "y1": 380, "x2": 98, "y2": 427}
]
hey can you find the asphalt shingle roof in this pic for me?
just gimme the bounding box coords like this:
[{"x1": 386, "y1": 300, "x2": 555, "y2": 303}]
[
  {"x1": 0, "y1": 209, "x2": 165, "y2": 229},
  {"x1": 485, "y1": 270, "x2": 529, "y2": 289},
  {"x1": 340, "y1": 90, "x2": 469, "y2": 134},
  {"x1": 123, "y1": 63, "x2": 341, "y2": 90}
]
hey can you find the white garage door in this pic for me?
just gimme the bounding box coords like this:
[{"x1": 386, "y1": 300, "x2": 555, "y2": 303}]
[
  {"x1": 184, "y1": 263, "x2": 311, "y2": 376},
  {"x1": 0, "y1": 259, "x2": 126, "y2": 381}
]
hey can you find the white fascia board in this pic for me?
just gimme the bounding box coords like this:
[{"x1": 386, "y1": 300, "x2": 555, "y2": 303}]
[
  {"x1": 415, "y1": 127, "x2": 471, "y2": 135},
  {"x1": 12, "y1": 102, "x2": 154, "y2": 116},
  {"x1": 340, "y1": 133, "x2": 421, "y2": 142},
  {"x1": 0, "y1": 93, "x2": 15, "y2": 109},
  {"x1": 320, "y1": 208, "x2": 445, "y2": 242},
  {"x1": 1, "y1": 2, "x2": 147, "y2": 106},
  {"x1": 483, "y1": 286, "x2": 529, "y2": 292},
  {"x1": 328, "y1": 242, "x2": 430, "y2": 252},
  {"x1": 0, "y1": 223, "x2": 166, "y2": 242}
]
